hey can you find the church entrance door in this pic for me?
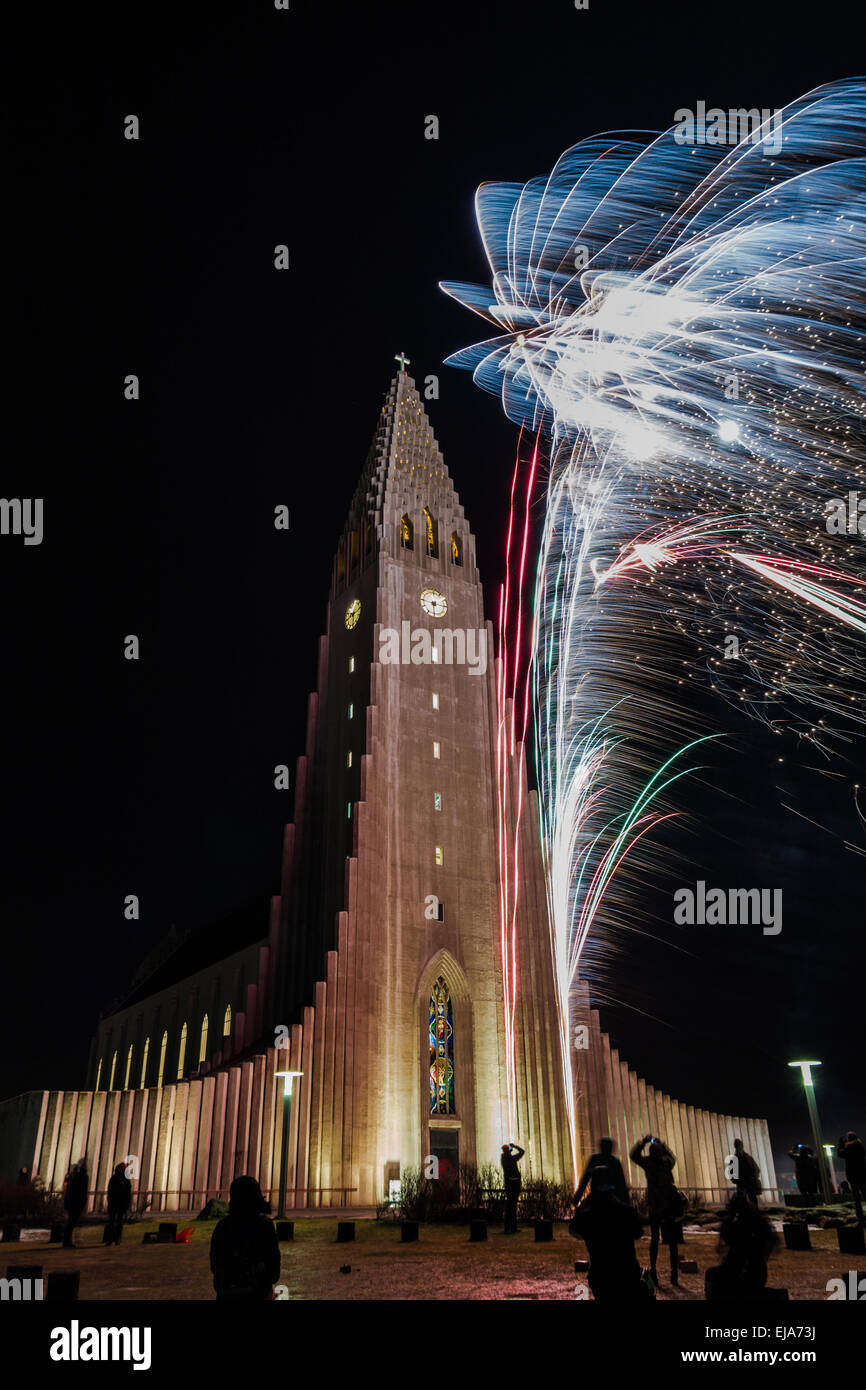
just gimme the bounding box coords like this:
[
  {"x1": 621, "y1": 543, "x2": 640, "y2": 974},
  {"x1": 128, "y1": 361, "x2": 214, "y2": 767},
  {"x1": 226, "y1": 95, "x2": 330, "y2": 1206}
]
[{"x1": 429, "y1": 1127, "x2": 459, "y2": 1198}]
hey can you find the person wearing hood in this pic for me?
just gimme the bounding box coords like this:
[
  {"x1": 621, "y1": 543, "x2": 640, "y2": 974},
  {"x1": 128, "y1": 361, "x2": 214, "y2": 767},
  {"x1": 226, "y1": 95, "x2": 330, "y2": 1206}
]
[
  {"x1": 209, "y1": 1176, "x2": 281, "y2": 1301},
  {"x1": 570, "y1": 1179, "x2": 647, "y2": 1302}
]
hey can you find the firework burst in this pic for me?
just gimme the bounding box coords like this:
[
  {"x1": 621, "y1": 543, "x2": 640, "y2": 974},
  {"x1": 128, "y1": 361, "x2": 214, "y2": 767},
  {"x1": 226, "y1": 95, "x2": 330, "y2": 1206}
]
[{"x1": 442, "y1": 78, "x2": 866, "y2": 1152}]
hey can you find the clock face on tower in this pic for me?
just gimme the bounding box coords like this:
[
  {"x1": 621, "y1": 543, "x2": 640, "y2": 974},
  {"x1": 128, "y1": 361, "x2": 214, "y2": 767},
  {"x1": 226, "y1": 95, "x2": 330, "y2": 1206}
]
[
  {"x1": 345, "y1": 599, "x2": 361, "y2": 630},
  {"x1": 420, "y1": 588, "x2": 448, "y2": 618}
]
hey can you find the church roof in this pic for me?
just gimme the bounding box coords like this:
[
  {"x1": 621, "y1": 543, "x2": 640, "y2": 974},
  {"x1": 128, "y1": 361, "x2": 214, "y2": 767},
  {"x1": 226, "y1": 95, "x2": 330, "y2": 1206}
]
[
  {"x1": 341, "y1": 367, "x2": 459, "y2": 540},
  {"x1": 103, "y1": 898, "x2": 268, "y2": 1014}
]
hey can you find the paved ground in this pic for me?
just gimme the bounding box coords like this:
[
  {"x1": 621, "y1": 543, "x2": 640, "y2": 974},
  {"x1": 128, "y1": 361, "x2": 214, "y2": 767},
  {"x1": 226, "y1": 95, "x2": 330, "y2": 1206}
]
[{"x1": 4, "y1": 1217, "x2": 864, "y2": 1300}]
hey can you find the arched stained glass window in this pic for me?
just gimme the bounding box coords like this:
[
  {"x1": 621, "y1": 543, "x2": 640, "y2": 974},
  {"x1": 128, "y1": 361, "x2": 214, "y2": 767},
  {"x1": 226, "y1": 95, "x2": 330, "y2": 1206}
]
[
  {"x1": 223, "y1": 1004, "x2": 232, "y2": 1037},
  {"x1": 139, "y1": 1037, "x2": 150, "y2": 1088},
  {"x1": 123, "y1": 1044, "x2": 134, "y2": 1091},
  {"x1": 108, "y1": 1050, "x2": 118, "y2": 1090},
  {"x1": 400, "y1": 515, "x2": 413, "y2": 549},
  {"x1": 199, "y1": 1014, "x2": 209, "y2": 1065},
  {"x1": 157, "y1": 1031, "x2": 168, "y2": 1088},
  {"x1": 177, "y1": 1022, "x2": 188, "y2": 1080},
  {"x1": 429, "y1": 976, "x2": 455, "y2": 1115},
  {"x1": 95, "y1": 1057, "x2": 103, "y2": 1092},
  {"x1": 423, "y1": 507, "x2": 438, "y2": 558},
  {"x1": 450, "y1": 532, "x2": 462, "y2": 565}
]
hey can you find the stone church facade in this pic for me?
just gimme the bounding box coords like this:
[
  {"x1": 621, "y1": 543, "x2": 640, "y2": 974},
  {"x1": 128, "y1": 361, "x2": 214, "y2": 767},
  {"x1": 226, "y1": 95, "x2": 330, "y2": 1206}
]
[{"x1": 0, "y1": 372, "x2": 777, "y2": 1210}]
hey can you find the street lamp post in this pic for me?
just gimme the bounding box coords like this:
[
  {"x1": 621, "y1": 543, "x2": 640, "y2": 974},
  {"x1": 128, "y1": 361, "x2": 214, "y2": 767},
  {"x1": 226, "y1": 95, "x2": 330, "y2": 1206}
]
[
  {"x1": 823, "y1": 1145, "x2": 837, "y2": 1193},
  {"x1": 274, "y1": 1070, "x2": 303, "y2": 1218},
  {"x1": 788, "y1": 1061, "x2": 833, "y2": 1204}
]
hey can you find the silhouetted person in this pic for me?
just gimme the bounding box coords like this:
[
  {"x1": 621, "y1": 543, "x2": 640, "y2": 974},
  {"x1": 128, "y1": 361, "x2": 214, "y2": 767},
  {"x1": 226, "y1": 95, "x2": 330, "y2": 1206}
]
[
  {"x1": 839, "y1": 1132, "x2": 866, "y2": 1224},
  {"x1": 570, "y1": 1182, "x2": 647, "y2": 1302},
  {"x1": 501, "y1": 1143, "x2": 524, "y2": 1234},
  {"x1": 706, "y1": 1191, "x2": 778, "y2": 1300},
  {"x1": 104, "y1": 1162, "x2": 132, "y2": 1245},
  {"x1": 732, "y1": 1137, "x2": 762, "y2": 1204},
  {"x1": 63, "y1": 1160, "x2": 89, "y2": 1248},
  {"x1": 210, "y1": 1176, "x2": 281, "y2": 1301},
  {"x1": 574, "y1": 1137, "x2": 629, "y2": 1205},
  {"x1": 788, "y1": 1143, "x2": 819, "y2": 1202},
  {"x1": 17, "y1": 1167, "x2": 30, "y2": 1187},
  {"x1": 630, "y1": 1134, "x2": 682, "y2": 1286}
]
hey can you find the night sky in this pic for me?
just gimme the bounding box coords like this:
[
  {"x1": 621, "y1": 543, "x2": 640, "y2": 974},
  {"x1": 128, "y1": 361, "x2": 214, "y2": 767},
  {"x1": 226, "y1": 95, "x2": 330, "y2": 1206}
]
[{"x1": 3, "y1": 1, "x2": 862, "y2": 1180}]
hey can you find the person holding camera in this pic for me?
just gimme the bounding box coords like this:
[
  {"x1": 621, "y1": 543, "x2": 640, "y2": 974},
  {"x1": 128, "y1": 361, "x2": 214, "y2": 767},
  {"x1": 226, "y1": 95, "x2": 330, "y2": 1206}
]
[
  {"x1": 839, "y1": 1132, "x2": 866, "y2": 1224},
  {"x1": 630, "y1": 1134, "x2": 683, "y2": 1287},
  {"x1": 501, "y1": 1142, "x2": 525, "y2": 1234}
]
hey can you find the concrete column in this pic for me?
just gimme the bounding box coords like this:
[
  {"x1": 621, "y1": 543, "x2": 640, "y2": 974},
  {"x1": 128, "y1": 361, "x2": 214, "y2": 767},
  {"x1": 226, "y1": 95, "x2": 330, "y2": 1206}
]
[
  {"x1": 234, "y1": 1061, "x2": 255, "y2": 1179},
  {"x1": 194, "y1": 1076, "x2": 216, "y2": 1210},
  {"x1": 166, "y1": 1082, "x2": 189, "y2": 1210},
  {"x1": 180, "y1": 1081, "x2": 202, "y2": 1211},
  {"x1": 207, "y1": 1072, "x2": 229, "y2": 1202}
]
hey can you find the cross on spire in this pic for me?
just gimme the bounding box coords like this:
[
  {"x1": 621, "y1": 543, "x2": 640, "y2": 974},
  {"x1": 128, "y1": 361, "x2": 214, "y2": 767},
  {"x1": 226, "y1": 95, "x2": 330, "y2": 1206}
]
[{"x1": 394, "y1": 351, "x2": 410, "y2": 374}]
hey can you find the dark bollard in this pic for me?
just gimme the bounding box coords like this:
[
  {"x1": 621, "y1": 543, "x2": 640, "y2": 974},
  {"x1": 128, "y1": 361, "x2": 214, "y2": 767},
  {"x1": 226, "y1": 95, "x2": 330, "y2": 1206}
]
[
  {"x1": 782, "y1": 1222, "x2": 811, "y2": 1251},
  {"x1": 336, "y1": 1221, "x2": 355, "y2": 1243},
  {"x1": 157, "y1": 1223, "x2": 177, "y2": 1244},
  {"x1": 680, "y1": 1259, "x2": 699, "y2": 1274},
  {"x1": 46, "y1": 1270, "x2": 80, "y2": 1301},
  {"x1": 574, "y1": 1259, "x2": 589, "y2": 1273},
  {"x1": 276, "y1": 1221, "x2": 294, "y2": 1242},
  {"x1": 49, "y1": 1225, "x2": 65, "y2": 1244},
  {"x1": 838, "y1": 1225, "x2": 866, "y2": 1255},
  {"x1": 469, "y1": 1219, "x2": 487, "y2": 1242},
  {"x1": 534, "y1": 1219, "x2": 553, "y2": 1242},
  {"x1": 2, "y1": 1223, "x2": 21, "y2": 1243},
  {"x1": 401, "y1": 1221, "x2": 419, "y2": 1243}
]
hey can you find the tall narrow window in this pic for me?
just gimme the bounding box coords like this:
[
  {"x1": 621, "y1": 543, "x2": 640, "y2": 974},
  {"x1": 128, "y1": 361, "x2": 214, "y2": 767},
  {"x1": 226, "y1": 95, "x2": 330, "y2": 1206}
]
[
  {"x1": 109, "y1": 1050, "x2": 118, "y2": 1091},
  {"x1": 432, "y1": 692, "x2": 439, "y2": 710},
  {"x1": 435, "y1": 845, "x2": 443, "y2": 865},
  {"x1": 429, "y1": 977, "x2": 455, "y2": 1115},
  {"x1": 347, "y1": 750, "x2": 352, "y2": 768},
  {"x1": 451, "y1": 532, "x2": 463, "y2": 565},
  {"x1": 348, "y1": 703, "x2": 354, "y2": 719},
  {"x1": 348, "y1": 656, "x2": 355, "y2": 673},
  {"x1": 95, "y1": 1057, "x2": 103, "y2": 1092},
  {"x1": 400, "y1": 515, "x2": 414, "y2": 549},
  {"x1": 223, "y1": 1005, "x2": 232, "y2": 1038},
  {"x1": 123, "y1": 1044, "x2": 134, "y2": 1091},
  {"x1": 157, "y1": 1032, "x2": 168, "y2": 1087},
  {"x1": 139, "y1": 1037, "x2": 150, "y2": 1089},
  {"x1": 199, "y1": 1015, "x2": 209, "y2": 1066},
  {"x1": 177, "y1": 1022, "x2": 188, "y2": 1080},
  {"x1": 423, "y1": 507, "x2": 438, "y2": 557},
  {"x1": 434, "y1": 792, "x2": 442, "y2": 811},
  {"x1": 433, "y1": 741, "x2": 440, "y2": 759},
  {"x1": 347, "y1": 801, "x2": 352, "y2": 819}
]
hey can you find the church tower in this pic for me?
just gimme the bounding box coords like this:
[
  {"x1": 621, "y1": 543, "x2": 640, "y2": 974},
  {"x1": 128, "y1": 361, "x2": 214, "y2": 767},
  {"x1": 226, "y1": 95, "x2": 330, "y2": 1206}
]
[{"x1": 272, "y1": 366, "x2": 573, "y2": 1203}]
